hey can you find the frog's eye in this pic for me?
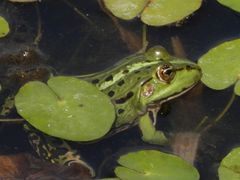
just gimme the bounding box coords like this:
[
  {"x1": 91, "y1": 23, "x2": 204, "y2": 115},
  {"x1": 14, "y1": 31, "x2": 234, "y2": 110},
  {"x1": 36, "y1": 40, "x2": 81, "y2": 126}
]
[{"x1": 157, "y1": 64, "x2": 175, "y2": 83}]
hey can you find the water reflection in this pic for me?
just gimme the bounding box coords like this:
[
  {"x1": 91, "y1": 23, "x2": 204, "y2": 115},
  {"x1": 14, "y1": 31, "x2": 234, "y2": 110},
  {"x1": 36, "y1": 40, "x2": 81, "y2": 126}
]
[
  {"x1": 0, "y1": 153, "x2": 92, "y2": 179},
  {"x1": 0, "y1": 0, "x2": 239, "y2": 179}
]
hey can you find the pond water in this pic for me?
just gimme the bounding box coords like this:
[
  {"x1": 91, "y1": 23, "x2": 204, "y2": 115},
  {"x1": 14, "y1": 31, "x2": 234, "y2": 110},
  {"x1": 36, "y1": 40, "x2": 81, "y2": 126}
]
[{"x1": 0, "y1": 0, "x2": 240, "y2": 179}]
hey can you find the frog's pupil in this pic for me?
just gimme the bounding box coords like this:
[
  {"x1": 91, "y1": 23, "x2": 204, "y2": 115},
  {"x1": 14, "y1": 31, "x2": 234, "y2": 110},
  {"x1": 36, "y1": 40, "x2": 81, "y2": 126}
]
[{"x1": 164, "y1": 69, "x2": 172, "y2": 76}]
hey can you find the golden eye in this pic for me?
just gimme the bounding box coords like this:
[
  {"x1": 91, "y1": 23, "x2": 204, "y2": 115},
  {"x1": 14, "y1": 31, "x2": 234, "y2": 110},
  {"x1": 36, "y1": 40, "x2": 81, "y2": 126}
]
[{"x1": 157, "y1": 64, "x2": 175, "y2": 83}]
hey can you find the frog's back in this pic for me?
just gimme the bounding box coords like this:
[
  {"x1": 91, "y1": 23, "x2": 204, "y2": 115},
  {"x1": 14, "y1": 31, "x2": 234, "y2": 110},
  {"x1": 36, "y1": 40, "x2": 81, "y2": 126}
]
[
  {"x1": 78, "y1": 50, "x2": 165, "y2": 129},
  {"x1": 77, "y1": 46, "x2": 201, "y2": 135}
]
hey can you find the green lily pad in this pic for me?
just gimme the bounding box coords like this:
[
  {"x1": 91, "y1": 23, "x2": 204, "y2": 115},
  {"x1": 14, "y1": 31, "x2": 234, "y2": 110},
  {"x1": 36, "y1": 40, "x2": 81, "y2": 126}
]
[
  {"x1": 217, "y1": 0, "x2": 240, "y2": 12},
  {"x1": 0, "y1": 16, "x2": 9, "y2": 38},
  {"x1": 198, "y1": 39, "x2": 240, "y2": 95},
  {"x1": 103, "y1": 0, "x2": 148, "y2": 20},
  {"x1": 141, "y1": 0, "x2": 202, "y2": 26},
  {"x1": 234, "y1": 80, "x2": 240, "y2": 95},
  {"x1": 218, "y1": 147, "x2": 240, "y2": 180},
  {"x1": 103, "y1": 0, "x2": 202, "y2": 26},
  {"x1": 15, "y1": 76, "x2": 115, "y2": 141},
  {"x1": 115, "y1": 150, "x2": 199, "y2": 180}
]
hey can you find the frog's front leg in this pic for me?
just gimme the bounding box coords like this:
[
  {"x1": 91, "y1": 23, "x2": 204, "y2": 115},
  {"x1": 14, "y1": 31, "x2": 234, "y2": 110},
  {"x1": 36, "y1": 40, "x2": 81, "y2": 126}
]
[
  {"x1": 138, "y1": 111, "x2": 168, "y2": 145},
  {"x1": 23, "y1": 124, "x2": 95, "y2": 177}
]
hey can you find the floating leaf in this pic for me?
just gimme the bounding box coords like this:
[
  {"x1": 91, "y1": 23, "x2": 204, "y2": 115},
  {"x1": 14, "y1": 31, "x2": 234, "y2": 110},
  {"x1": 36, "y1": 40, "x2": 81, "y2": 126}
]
[
  {"x1": 234, "y1": 80, "x2": 240, "y2": 95},
  {"x1": 103, "y1": 0, "x2": 148, "y2": 20},
  {"x1": 0, "y1": 16, "x2": 9, "y2": 38},
  {"x1": 115, "y1": 150, "x2": 199, "y2": 180},
  {"x1": 218, "y1": 147, "x2": 240, "y2": 180},
  {"x1": 15, "y1": 76, "x2": 115, "y2": 141},
  {"x1": 217, "y1": 0, "x2": 240, "y2": 12},
  {"x1": 198, "y1": 39, "x2": 240, "y2": 95},
  {"x1": 103, "y1": 0, "x2": 202, "y2": 26},
  {"x1": 141, "y1": 0, "x2": 202, "y2": 26}
]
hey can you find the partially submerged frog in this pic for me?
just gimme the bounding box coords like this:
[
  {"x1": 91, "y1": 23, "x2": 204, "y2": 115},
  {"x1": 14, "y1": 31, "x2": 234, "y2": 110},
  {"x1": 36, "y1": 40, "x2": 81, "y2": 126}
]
[{"x1": 22, "y1": 46, "x2": 201, "y2": 176}]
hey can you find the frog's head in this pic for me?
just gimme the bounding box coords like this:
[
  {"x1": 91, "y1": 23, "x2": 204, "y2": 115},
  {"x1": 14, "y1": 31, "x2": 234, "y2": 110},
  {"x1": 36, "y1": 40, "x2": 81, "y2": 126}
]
[{"x1": 139, "y1": 57, "x2": 201, "y2": 108}]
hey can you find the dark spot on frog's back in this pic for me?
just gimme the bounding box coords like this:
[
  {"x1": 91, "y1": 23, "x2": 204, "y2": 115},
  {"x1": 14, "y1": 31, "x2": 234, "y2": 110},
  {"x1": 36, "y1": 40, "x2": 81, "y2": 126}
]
[
  {"x1": 105, "y1": 75, "x2": 113, "y2": 81},
  {"x1": 118, "y1": 109, "x2": 125, "y2": 114},
  {"x1": 91, "y1": 79, "x2": 99, "y2": 84},
  {"x1": 117, "y1": 80, "x2": 125, "y2": 86},
  {"x1": 123, "y1": 69, "x2": 129, "y2": 74},
  {"x1": 108, "y1": 90, "x2": 115, "y2": 97},
  {"x1": 146, "y1": 66, "x2": 152, "y2": 69},
  {"x1": 115, "y1": 91, "x2": 134, "y2": 104}
]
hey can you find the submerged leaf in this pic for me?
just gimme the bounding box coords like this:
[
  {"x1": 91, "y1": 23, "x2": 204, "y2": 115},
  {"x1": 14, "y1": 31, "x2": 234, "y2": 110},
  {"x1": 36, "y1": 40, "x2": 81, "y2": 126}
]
[
  {"x1": 198, "y1": 39, "x2": 240, "y2": 95},
  {"x1": 15, "y1": 76, "x2": 115, "y2": 141},
  {"x1": 217, "y1": 0, "x2": 240, "y2": 12},
  {"x1": 218, "y1": 147, "x2": 240, "y2": 180},
  {"x1": 0, "y1": 16, "x2": 9, "y2": 38},
  {"x1": 115, "y1": 150, "x2": 199, "y2": 180}
]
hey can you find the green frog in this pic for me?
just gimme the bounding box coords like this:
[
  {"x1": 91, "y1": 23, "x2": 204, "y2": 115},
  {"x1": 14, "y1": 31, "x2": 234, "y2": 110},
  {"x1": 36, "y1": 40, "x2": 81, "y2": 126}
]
[
  {"x1": 1, "y1": 46, "x2": 201, "y2": 175},
  {"x1": 21, "y1": 46, "x2": 201, "y2": 176}
]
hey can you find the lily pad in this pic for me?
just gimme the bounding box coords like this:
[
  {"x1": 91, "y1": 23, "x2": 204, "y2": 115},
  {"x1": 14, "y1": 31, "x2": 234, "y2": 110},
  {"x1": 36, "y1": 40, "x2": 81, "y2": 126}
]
[
  {"x1": 234, "y1": 80, "x2": 240, "y2": 96},
  {"x1": 15, "y1": 76, "x2": 115, "y2": 141},
  {"x1": 141, "y1": 0, "x2": 202, "y2": 26},
  {"x1": 198, "y1": 39, "x2": 240, "y2": 95},
  {"x1": 103, "y1": 0, "x2": 202, "y2": 26},
  {"x1": 0, "y1": 16, "x2": 9, "y2": 38},
  {"x1": 218, "y1": 147, "x2": 240, "y2": 180},
  {"x1": 103, "y1": 0, "x2": 148, "y2": 20},
  {"x1": 217, "y1": 0, "x2": 240, "y2": 12},
  {"x1": 115, "y1": 150, "x2": 199, "y2": 180}
]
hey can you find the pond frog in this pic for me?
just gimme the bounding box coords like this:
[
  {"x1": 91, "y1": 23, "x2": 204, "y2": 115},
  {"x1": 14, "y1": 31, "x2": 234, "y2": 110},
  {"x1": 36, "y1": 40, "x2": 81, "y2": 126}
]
[{"x1": 23, "y1": 46, "x2": 201, "y2": 176}]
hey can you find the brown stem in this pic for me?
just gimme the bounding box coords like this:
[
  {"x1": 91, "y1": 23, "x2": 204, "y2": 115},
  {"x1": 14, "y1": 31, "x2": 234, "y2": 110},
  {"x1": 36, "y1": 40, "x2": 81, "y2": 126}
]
[{"x1": 171, "y1": 36, "x2": 187, "y2": 58}]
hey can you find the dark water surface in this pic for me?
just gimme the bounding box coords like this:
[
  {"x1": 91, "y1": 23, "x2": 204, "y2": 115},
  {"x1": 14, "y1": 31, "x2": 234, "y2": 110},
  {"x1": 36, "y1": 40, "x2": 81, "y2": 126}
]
[{"x1": 0, "y1": 0, "x2": 240, "y2": 179}]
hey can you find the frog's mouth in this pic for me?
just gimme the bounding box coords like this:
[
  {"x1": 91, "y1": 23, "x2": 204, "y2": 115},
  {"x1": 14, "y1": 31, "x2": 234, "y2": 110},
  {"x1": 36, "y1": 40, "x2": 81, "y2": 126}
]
[{"x1": 147, "y1": 81, "x2": 198, "y2": 109}]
